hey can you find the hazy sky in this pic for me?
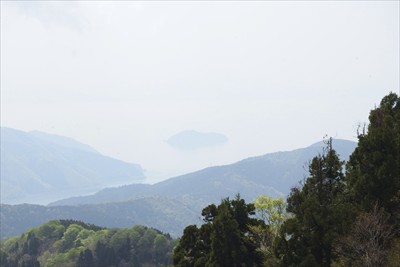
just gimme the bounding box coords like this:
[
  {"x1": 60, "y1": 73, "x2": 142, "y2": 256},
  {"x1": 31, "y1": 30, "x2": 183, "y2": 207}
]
[{"x1": 1, "y1": 1, "x2": 399, "y2": 182}]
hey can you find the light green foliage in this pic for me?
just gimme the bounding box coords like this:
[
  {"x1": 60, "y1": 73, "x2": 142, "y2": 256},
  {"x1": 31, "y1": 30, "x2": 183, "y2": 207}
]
[
  {"x1": 62, "y1": 224, "x2": 84, "y2": 249},
  {"x1": 0, "y1": 219, "x2": 176, "y2": 267},
  {"x1": 76, "y1": 228, "x2": 95, "y2": 247},
  {"x1": 253, "y1": 195, "x2": 287, "y2": 236},
  {"x1": 109, "y1": 228, "x2": 130, "y2": 252},
  {"x1": 37, "y1": 220, "x2": 65, "y2": 239},
  {"x1": 129, "y1": 229, "x2": 141, "y2": 242},
  {"x1": 1, "y1": 236, "x2": 20, "y2": 253},
  {"x1": 44, "y1": 247, "x2": 82, "y2": 267},
  {"x1": 251, "y1": 195, "x2": 289, "y2": 266}
]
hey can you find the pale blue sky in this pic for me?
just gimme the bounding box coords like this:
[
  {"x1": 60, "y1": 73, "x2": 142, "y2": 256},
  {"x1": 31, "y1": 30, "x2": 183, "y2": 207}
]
[{"x1": 1, "y1": 1, "x2": 399, "y2": 182}]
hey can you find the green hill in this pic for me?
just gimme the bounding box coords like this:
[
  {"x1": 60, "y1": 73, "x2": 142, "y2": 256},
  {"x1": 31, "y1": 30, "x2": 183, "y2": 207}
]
[{"x1": 0, "y1": 219, "x2": 177, "y2": 267}]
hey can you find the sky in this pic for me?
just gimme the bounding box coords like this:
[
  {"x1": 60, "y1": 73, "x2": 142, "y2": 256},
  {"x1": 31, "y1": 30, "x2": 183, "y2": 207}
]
[{"x1": 1, "y1": 1, "x2": 399, "y2": 183}]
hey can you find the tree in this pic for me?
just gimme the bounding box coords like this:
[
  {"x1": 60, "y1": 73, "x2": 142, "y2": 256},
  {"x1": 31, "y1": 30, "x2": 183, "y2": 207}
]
[
  {"x1": 346, "y1": 92, "x2": 400, "y2": 220},
  {"x1": 276, "y1": 139, "x2": 353, "y2": 267},
  {"x1": 253, "y1": 195, "x2": 287, "y2": 237},
  {"x1": 252, "y1": 196, "x2": 287, "y2": 266},
  {"x1": 174, "y1": 195, "x2": 264, "y2": 267},
  {"x1": 208, "y1": 199, "x2": 245, "y2": 267}
]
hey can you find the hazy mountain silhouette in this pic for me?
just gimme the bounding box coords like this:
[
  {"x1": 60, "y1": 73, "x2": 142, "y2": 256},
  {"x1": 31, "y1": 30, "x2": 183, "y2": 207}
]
[{"x1": 0, "y1": 127, "x2": 145, "y2": 204}]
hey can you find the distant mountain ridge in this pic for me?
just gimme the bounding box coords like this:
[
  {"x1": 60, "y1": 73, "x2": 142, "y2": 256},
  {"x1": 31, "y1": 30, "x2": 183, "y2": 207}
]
[
  {"x1": 0, "y1": 127, "x2": 145, "y2": 204},
  {"x1": 1, "y1": 197, "x2": 198, "y2": 239},
  {"x1": 51, "y1": 139, "x2": 356, "y2": 207}
]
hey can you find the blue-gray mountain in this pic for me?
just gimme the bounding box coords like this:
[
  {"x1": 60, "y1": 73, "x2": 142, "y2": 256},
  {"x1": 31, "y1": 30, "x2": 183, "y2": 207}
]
[
  {"x1": 1, "y1": 139, "x2": 356, "y2": 238},
  {"x1": 0, "y1": 127, "x2": 145, "y2": 204}
]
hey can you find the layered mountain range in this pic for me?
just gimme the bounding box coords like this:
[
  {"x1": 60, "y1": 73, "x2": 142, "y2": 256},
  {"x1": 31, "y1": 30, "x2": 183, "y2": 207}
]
[
  {"x1": 0, "y1": 129, "x2": 357, "y2": 238},
  {"x1": 50, "y1": 138, "x2": 357, "y2": 207}
]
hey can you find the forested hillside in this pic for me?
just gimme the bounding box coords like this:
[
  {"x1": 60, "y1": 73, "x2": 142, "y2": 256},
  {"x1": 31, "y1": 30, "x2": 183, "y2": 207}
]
[{"x1": 0, "y1": 220, "x2": 177, "y2": 267}]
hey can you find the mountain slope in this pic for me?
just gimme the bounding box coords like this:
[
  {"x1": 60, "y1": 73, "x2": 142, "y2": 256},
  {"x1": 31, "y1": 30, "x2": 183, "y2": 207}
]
[
  {"x1": 0, "y1": 197, "x2": 198, "y2": 238},
  {"x1": 0, "y1": 127, "x2": 145, "y2": 204}
]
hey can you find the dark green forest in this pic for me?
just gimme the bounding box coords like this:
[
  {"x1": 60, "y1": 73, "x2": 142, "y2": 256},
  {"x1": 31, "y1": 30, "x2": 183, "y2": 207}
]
[{"x1": 1, "y1": 92, "x2": 399, "y2": 267}]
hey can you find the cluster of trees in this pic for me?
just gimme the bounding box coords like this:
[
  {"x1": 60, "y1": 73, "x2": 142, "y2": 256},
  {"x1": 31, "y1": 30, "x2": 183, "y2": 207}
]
[
  {"x1": 173, "y1": 194, "x2": 289, "y2": 267},
  {"x1": 173, "y1": 195, "x2": 265, "y2": 266},
  {"x1": 174, "y1": 92, "x2": 400, "y2": 266},
  {"x1": 0, "y1": 219, "x2": 177, "y2": 267}
]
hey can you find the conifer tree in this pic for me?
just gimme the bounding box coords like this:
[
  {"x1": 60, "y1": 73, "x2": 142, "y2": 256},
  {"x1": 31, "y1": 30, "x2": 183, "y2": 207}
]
[
  {"x1": 275, "y1": 139, "x2": 352, "y2": 267},
  {"x1": 346, "y1": 92, "x2": 400, "y2": 221}
]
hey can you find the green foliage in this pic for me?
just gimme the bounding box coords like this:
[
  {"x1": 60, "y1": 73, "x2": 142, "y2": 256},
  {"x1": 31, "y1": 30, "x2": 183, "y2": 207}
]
[
  {"x1": 37, "y1": 221, "x2": 65, "y2": 240},
  {"x1": 0, "y1": 220, "x2": 176, "y2": 267},
  {"x1": 61, "y1": 224, "x2": 84, "y2": 250},
  {"x1": 174, "y1": 195, "x2": 264, "y2": 267}
]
